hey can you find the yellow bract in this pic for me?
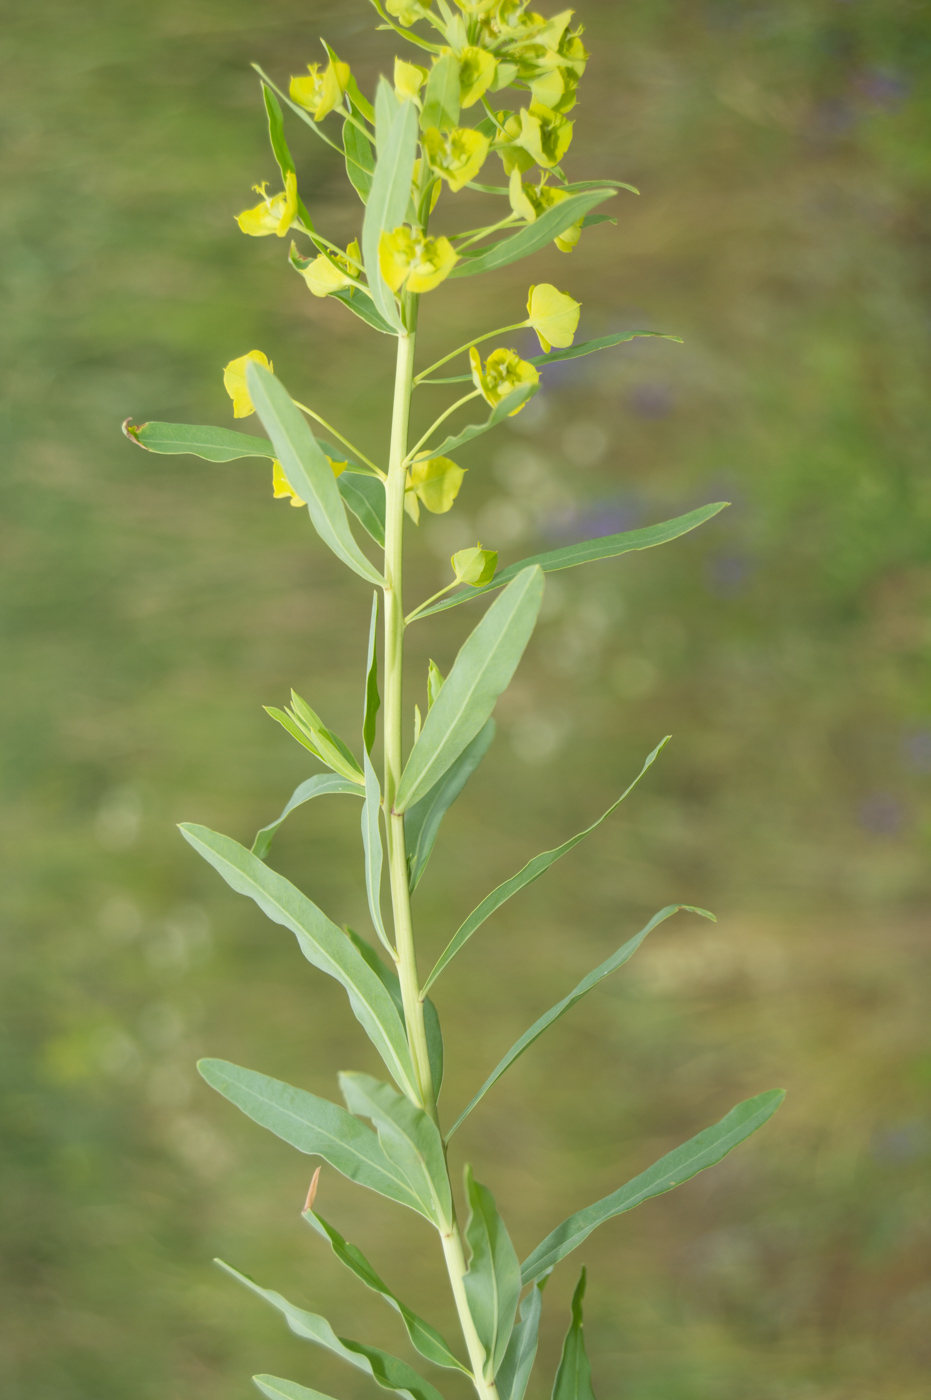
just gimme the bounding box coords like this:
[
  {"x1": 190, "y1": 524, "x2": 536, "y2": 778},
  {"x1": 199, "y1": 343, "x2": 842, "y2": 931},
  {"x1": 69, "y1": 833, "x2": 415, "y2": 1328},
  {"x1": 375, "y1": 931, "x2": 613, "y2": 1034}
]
[
  {"x1": 379, "y1": 226, "x2": 458, "y2": 294},
  {"x1": 290, "y1": 58, "x2": 350, "y2": 121},
  {"x1": 387, "y1": 0, "x2": 428, "y2": 23},
  {"x1": 223, "y1": 350, "x2": 272, "y2": 418},
  {"x1": 297, "y1": 239, "x2": 361, "y2": 298},
  {"x1": 394, "y1": 56, "x2": 427, "y2": 100},
  {"x1": 470, "y1": 346, "x2": 540, "y2": 414},
  {"x1": 422, "y1": 126, "x2": 490, "y2": 193},
  {"x1": 451, "y1": 544, "x2": 498, "y2": 587},
  {"x1": 526, "y1": 283, "x2": 580, "y2": 353},
  {"x1": 509, "y1": 171, "x2": 582, "y2": 252},
  {"x1": 236, "y1": 173, "x2": 298, "y2": 238},
  {"x1": 404, "y1": 456, "x2": 466, "y2": 523},
  {"x1": 459, "y1": 47, "x2": 498, "y2": 108},
  {"x1": 273, "y1": 454, "x2": 346, "y2": 509},
  {"x1": 514, "y1": 101, "x2": 573, "y2": 169}
]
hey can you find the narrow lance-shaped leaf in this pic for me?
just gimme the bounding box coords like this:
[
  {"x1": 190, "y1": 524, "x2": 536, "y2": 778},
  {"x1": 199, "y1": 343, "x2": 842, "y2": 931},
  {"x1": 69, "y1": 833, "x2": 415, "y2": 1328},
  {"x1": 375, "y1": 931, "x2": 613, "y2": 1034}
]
[
  {"x1": 179, "y1": 825, "x2": 417, "y2": 1099},
  {"x1": 551, "y1": 1270, "x2": 596, "y2": 1400},
  {"x1": 463, "y1": 1166, "x2": 522, "y2": 1381},
  {"x1": 329, "y1": 285, "x2": 400, "y2": 337},
  {"x1": 449, "y1": 190, "x2": 617, "y2": 279},
  {"x1": 217, "y1": 1261, "x2": 444, "y2": 1400},
  {"x1": 340, "y1": 1072, "x2": 452, "y2": 1227},
  {"x1": 361, "y1": 596, "x2": 391, "y2": 951},
  {"x1": 363, "y1": 90, "x2": 417, "y2": 331},
  {"x1": 395, "y1": 567, "x2": 544, "y2": 813},
  {"x1": 447, "y1": 903, "x2": 714, "y2": 1138},
  {"x1": 198, "y1": 1060, "x2": 427, "y2": 1216},
  {"x1": 363, "y1": 592, "x2": 381, "y2": 755},
  {"x1": 338, "y1": 470, "x2": 387, "y2": 544},
  {"x1": 421, "y1": 331, "x2": 684, "y2": 384},
  {"x1": 344, "y1": 97, "x2": 376, "y2": 202},
  {"x1": 420, "y1": 51, "x2": 460, "y2": 131},
  {"x1": 304, "y1": 1206, "x2": 468, "y2": 1372},
  {"x1": 496, "y1": 1277, "x2": 547, "y2": 1400},
  {"x1": 425, "y1": 739, "x2": 669, "y2": 995},
  {"x1": 405, "y1": 719, "x2": 495, "y2": 893},
  {"x1": 418, "y1": 382, "x2": 538, "y2": 461},
  {"x1": 417, "y1": 504, "x2": 729, "y2": 619},
  {"x1": 261, "y1": 84, "x2": 315, "y2": 231},
  {"x1": 522, "y1": 1089, "x2": 787, "y2": 1283},
  {"x1": 246, "y1": 362, "x2": 385, "y2": 586},
  {"x1": 252, "y1": 774, "x2": 363, "y2": 861},
  {"x1": 345, "y1": 928, "x2": 444, "y2": 1099},
  {"x1": 254, "y1": 1376, "x2": 340, "y2": 1400}
]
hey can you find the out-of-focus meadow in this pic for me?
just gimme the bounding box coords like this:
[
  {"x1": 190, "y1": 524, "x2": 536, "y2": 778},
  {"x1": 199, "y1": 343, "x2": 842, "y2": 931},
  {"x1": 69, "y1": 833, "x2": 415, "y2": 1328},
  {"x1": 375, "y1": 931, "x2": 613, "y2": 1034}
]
[{"x1": 2, "y1": 1, "x2": 930, "y2": 1396}]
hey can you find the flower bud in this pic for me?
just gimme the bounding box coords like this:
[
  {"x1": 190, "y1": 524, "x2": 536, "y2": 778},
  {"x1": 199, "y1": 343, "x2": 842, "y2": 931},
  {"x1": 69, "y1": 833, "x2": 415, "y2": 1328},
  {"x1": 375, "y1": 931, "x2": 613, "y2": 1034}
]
[{"x1": 451, "y1": 544, "x2": 498, "y2": 587}]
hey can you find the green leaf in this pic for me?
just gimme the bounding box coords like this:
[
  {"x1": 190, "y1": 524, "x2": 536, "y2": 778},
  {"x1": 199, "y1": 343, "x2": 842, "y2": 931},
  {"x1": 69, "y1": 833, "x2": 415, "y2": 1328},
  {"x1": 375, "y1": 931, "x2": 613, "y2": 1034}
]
[
  {"x1": 344, "y1": 99, "x2": 375, "y2": 202},
  {"x1": 362, "y1": 752, "x2": 390, "y2": 952},
  {"x1": 552, "y1": 1271, "x2": 596, "y2": 1400},
  {"x1": 417, "y1": 504, "x2": 729, "y2": 618},
  {"x1": 421, "y1": 51, "x2": 460, "y2": 131},
  {"x1": 254, "y1": 1376, "x2": 339, "y2": 1400},
  {"x1": 425, "y1": 740, "x2": 668, "y2": 997},
  {"x1": 449, "y1": 190, "x2": 616, "y2": 279},
  {"x1": 198, "y1": 1060, "x2": 427, "y2": 1216},
  {"x1": 363, "y1": 92, "x2": 418, "y2": 332},
  {"x1": 395, "y1": 567, "x2": 544, "y2": 813},
  {"x1": 521, "y1": 1089, "x2": 787, "y2": 1283},
  {"x1": 263, "y1": 83, "x2": 295, "y2": 175},
  {"x1": 496, "y1": 1278, "x2": 546, "y2": 1400},
  {"x1": 246, "y1": 363, "x2": 385, "y2": 585},
  {"x1": 463, "y1": 1166, "x2": 522, "y2": 1380},
  {"x1": 363, "y1": 592, "x2": 381, "y2": 754},
  {"x1": 269, "y1": 691, "x2": 365, "y2": 783},
  {"x1": 421, "y1": 332, "x2": 683, "y2": 384},
  {"x1": 329, "y1": 286, "x2": 399, "y2": 336},
  {"x1": 339, "y1": 1072, "x2": 452, "y2": 1227},
  {"x1": 304, "y1": 1209, "x2": 468, "y2": 1372},
  {"x1": 447, "y1": 903, "x2": 712, "y2": 1138},
  {"x1": 252, "y1": 774, "x2": 363, "y2": 861},
  {"x1": 179, "y1": 825, "x2": 417, "y2": 1099},
  {"x1": 217, "y1": 1261, "x2": 444, "y2": 1400},
  {"x1": 405, "y1": 719, "x2": 495, "y2": 893},
  {"x1": 344, "y1": 930, "x2": 444, "y2": 1098},
  {"x1": 337, "y1": 470, "x2": 387, "y2": 544},
  {"x1": 375, "y1": 76, "x2": 399, "y2": 151},
  {"x1": 417, "y1": 382, "x2": 538, "y2": 460},
  {"x1": 123, "y1": 419, "x2": 276, "y2": 462}
]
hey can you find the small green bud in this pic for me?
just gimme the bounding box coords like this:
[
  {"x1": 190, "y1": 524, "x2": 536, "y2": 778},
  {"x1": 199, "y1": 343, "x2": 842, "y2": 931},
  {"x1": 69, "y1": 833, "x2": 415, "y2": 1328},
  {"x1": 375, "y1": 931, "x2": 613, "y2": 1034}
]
[{"x1": 451, "y1": 544, "x2": 498, "y2": 587}]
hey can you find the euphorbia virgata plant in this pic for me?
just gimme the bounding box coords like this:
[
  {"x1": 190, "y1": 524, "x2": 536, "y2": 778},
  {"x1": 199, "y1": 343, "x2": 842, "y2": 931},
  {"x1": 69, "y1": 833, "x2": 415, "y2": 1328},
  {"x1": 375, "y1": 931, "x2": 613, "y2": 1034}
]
[{"x1": 125, "y1": 3, "x2": 784, "y2": 1397}]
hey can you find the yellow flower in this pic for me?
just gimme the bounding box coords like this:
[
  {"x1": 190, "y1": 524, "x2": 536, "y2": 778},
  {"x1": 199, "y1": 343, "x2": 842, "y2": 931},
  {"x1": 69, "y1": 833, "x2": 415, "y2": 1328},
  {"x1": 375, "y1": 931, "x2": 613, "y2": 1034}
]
[
  {"x1": 290, "y1": 58, "x2": 350, "y2": 121},
  {"x1": 422, "y1": 126, "x2": 490, "y2": 193},
  {"x1": 526, "y1": 283, "x2": 580, "y2": 353},
  {"x1": 223, "y1": 350, "x2": 272, "y2": 418},
  {"x1": 404, "y1": 456, "x2": 466, "y2": 523},
  {"x1": 509, "y1": 171, "x2": 582, "y2": 252},
  {"x1": 469, "y1": 346, "x2": 540, "y2": 413},
  {"x1": 451, "y1": 544, "x2": 498, "y2": 587},
  {"x1": 236, "y1": 173, "x2": 298, "y2": 238},
  {"x1": 272, "y1": 454, "x2": 346, "y2": 508},
  {"x1": 387, "y1": 0, "x2": 429, "y2": 24},
  {"x1": 297, "y1": 239, "x2": 361, "y2": 298},
  {"x1": 515, "y1": 100, "x2": 573, "y2": 169},
  {"x1": 459, "y1": 47, "x2": 498, "y2": 108},
  {"x1": 394, "y1": 57, "x2": 428, "y2": 100},
  {"x1": 379, "y1": 226, "x2": 458, "y2": 295}
]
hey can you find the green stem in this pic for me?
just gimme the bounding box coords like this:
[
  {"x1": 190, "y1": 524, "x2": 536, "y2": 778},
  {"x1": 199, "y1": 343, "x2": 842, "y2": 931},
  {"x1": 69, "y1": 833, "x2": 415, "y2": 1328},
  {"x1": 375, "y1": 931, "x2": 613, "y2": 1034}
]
[
  {"x1": 403, "y1": 389, "x2": 482, "y2": 466},
  {"x1": 414, "y1": 322, "x2": 527, "y2": 385},
  {"x1": 292, "y1": 401, "x2": 385, "y2": 478}
]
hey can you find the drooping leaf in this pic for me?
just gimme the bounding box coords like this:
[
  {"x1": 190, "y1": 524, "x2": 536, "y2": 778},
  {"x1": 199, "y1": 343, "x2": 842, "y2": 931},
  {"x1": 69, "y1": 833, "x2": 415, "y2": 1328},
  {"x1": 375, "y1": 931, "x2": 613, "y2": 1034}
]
[
  {"x1": 179, "y1": 825, "x2": 417, "y2": 1098},
  {"x1": 395, "y1": 567, "x2": 544, "y2": 813},
  {"x1": 463, "y1": 1166, "x2": 522, "y2": 1380},
  {"x1": 417, "y1": 504, "x2": 729, "y2": 618},
  {"x1": 363, "y1": 91, "x2": 417, "y2": 331},
  {"x1": 339, "y1": 1072, "x2": 452, "y2": 1227},
  {"x1": 217, "y1": 1262, "x2": 444, "y2": 1400},
  {"x1": 345, "y1": 929, "x2": 445, "y2": 1098},
  {"x1": 522, "y1": 1089, "x2": 787, "y2": 1282},
  {"x1": 254, "y1": 1376, "x2": 339, "y2": 1400},
  {"x1": 405, "y1": 719, "x2": 495, "y2": 892},
  {"x1": 421, "y1": 332, "x2": 683, "y2": 384},
  {"x1": 449, "y1": 190, "x2": 616, "y2": 279},
  {"x1": 425, "y1": 740, "x2": 669, "y2": 996},
  {"x1": 496, "y1": 1278, "x2": 547, "y2": 1400},
  {"x1": 123, "y1": 419, "x2": 275, "y2": 462},
  {"x1": 551, "y1": 1270, "x2": 596, "y2": 1400},
  {"x1": 304, "y1": 1209, "x2": 468, "y2": 1372},
  {"x1": 252, "y1": 774, "x2": 363, "y2": 860},
  {"x1": 417, "y1": 382, "x2": 538, "y2": 460},
  {"x1": 344, "y1": 99, "x2": 375, "y2": 202},
  {"x1": 198, "y1": 1061, "x2": 427, "y2": 1216},
  {"x1": 420, "y1": 51, "x2": 460, "y2": 131}
]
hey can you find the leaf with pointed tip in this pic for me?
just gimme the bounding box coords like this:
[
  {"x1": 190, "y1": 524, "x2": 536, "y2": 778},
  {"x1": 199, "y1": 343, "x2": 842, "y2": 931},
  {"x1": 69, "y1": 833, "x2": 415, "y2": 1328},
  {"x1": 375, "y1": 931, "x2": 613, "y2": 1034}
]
[
  {"x1": 397, "y1": 568, "x2": 543, "y2": 813},
  {"x1": 254, "y1": 1376, "x2": 338, "y2": 1400},
  {"x1": 217, "y1": 1262, "x2": 444, "y2": 1400},
  {"x1": 179, "y1": 825, "x2": 417, "y2": 1098},
  {"x1": 344, "y1": 98, "x2": 375, "y2": 202},
  {"x1": 345, "y1": 930, "x2": 445, "y2": 1098},
  {"x1": 246, "y1": 363, "x2": 385, "y2": 585},
  {"x1": 426, "y1": 740, "x2": 668, "y2": 996},
  {"x1": 449, "y1": 190, "x2": 616, "y2": 279},
  {"x1": 405, "y1": 720, "x2": 495, "y2": 893},
  {"x1": 123, "y1": 419, "x2": 276, "y2": 462},
  {"x1": 339, "y1": 1072, "x2": 452, "y2": 1227},
  {"x1": 338, "y1": 470, "x2": 387, "y2": 544},
  {"x1": 329, "y1": 286, "x2": 399, "y2": 336},
  {"x1": 522, "y1": 1089, "x2": 787, "y2": 1282},
  {"x1": 552, "y1": 1271, "x2": 596, "y2": 1400},
  {"x1": 421, "y1": 332, "x2": 683, "y2": 384},
  {"x1": 417, "y1": 504, "x2": 729, "y2": 618},
  {"x1": 362, "y1": 751, "x2": 390, "y2": 952},
  {"x1": 463, "y1": 1166, "x2": 522, "y2": 1380},
  {"x1": 496, "y1": 1278, "x2": 547, "y2": 1400},
  {"x1": 304, "y1": 1210, "x2": 468, "y2": 1372},
  {"x1": 252, "y1": 775, "x2": 363, "y2": 860},
  {"x1": 417, "y1": 383, "x2": 538, "y2": 460},
  {"x1": 363, "y1": 92, "x2": 417, "y2": 331},
  {"x1": 198, "y1": 1060, "x2": 427, "y2": 1216},
  {"x1": 363, "y1": 592, "x2": 381, "y2": 754},
  {"x1": 447, "y1": 903, "x2": 713, "y2": 1138},
  {"x1": 421, "y1": 51, "x2": 460, "y2": 131}
]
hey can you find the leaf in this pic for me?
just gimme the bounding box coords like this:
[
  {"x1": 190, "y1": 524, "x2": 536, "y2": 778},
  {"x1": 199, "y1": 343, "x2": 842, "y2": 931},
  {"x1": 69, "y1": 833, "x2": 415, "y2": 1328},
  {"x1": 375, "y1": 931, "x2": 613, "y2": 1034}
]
[
  {"x1": 344, "y1": 98, "x2": 376, "y2": 202},
  {"x1": 375, "y1": 75, "x2": 399, "y2": 151},
  {"x1": 179, "y1": 825, "x2": 417, "y2": 1099},
  {"x1": 417, "y1": 503, "x2": 729, "y2": 618},
  {"x1": 448, "y1": 904, "x2": 713, "y2": 1138},
  {"x1": 337, "y1": 470, "x2": 387, "y2": 545},
  {"x1": 339, "y1": 1072, "x2": 452, "y2": 1227},
  {"x1": 363, "y1": 93, "x2": 418, "y2": 332},
  {"x1": 421, "y1": 51, "x2": 460, "y2": 131},
  {"x1": 329, "y1": 286, "x2": 399, "y2": 337},
  {"x1": 246, "y1": 363, "x2": 385, "y2": 585},
  {"x1": 252, "y1": 774, "x2": 363, "y2": 861},
  {"x1": 395, "y1": 567, "x2": 544, "y2": 813},
  {"x1": 521, "y1": 1089, "x2": 787, "y2": 1283},
  {"x1": 363, "y1": 592, "x2": 381, "y2": 754},
  {"x1": 263, "y1": 83, "x2": 295, "y2": 176},
  {"x1": 254, "y1": 1376, "x2": 339, "y2": 1400},
  {"x1": 405, "y1": 719, "x2": 495, "y2": 893},
  {"x1": 217, "y1": 1261, "x2": 444, "y2": 1400},
  {"x1": 422, "y1": 332, "x2": 683, "y2": 384},
  {"x1": 362, "y1": 752, "x2": 391, "y2": 952},
  {"x1": 304, "y1": 1209, "x2": 468, "y2": 1372},
  {"x1": 123, "y1": 419, "x2": 275, "y2": 462},
  {"x1": 198, "y1": 1060, "x2": 427, "y2": 1216},
  {"x1": 551, "y1": 1270, "x2": 596, "y2": 1400},
  {"x1": 449, "y1": 190, "x2": 617, "y2": 279},
  {"x1": 496, "y1": 1278, "x2": 546, "y2": 1400},
  {"x1": 463, "y1": 1166, "x2": 522, "y2": 1380},
  {"x1": 345, "y1": 929, "x2": 445, "y2": 1098},
  {"x1": 425, "y1": 740, "x2": 669, "y2": 997},
  {"x1": 418, "y1": 382, "x2": 538, "y2": 460}
]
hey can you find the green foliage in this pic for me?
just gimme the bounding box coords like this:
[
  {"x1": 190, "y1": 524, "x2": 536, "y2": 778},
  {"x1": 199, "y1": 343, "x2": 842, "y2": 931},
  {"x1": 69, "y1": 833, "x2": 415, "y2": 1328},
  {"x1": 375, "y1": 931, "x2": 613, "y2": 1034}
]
[
  {"x1": 551, "y1": 1271, "x2": 596, "y2": 1400},
  {"x1": 462, "y1": 1166, "x2": 522, "y2": 1380}
]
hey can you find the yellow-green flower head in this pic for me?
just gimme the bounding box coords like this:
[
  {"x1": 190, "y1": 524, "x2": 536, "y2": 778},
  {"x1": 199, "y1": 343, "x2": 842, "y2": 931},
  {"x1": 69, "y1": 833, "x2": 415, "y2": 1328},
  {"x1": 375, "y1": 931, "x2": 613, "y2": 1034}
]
[
  {"x1": 297, "y1": 239, "x2": 361, "y2": 298},
  {"x1": 469, "y1": 346, "x2": 540, "y2": 413},
  {"x1": 509, "y1": 172, "x2": 582, "y2": 252},
  {"x1": 394, "y1": 56, "x2": 428, "y2": 101},
  {"x1": 273, "y1": 455, "x2": 345, "y2": 507},
  {"x1": 515, "y1": 100, "x2": 573, "y2": 169},
  {"x1": 454, "y1": 0, "x2": 500, "y2": 19},
  {"x1": 526, "y1": 283, "x2": 580, "y2": 352},
  {"x1": 451, "y1": 544, "x2": 498, "y2": 587},
  {"x1": 422, "y1": 126, "x2": 490, "y2": 193},
  {"x1": 223, "y1": 350, "x2": 272, "y2": 418},
  {"x1": 459, "y1": 47, "x2": 498, "y2": 108},
  {"x1": 386, "y1": 0, "x2": 430, "y2": 26},
  {"x1": 379, "y1": 226, "x2": 458, "y2": 294},
  {"x1": 404, "y1": 456, "x2": 466, "y2": 523},
  {"x1": 290, "y1": 58, "x2": 350, "y2": 121},
  {"x1": 236, "y1": 174, "x2": 298, "y2": 238}
]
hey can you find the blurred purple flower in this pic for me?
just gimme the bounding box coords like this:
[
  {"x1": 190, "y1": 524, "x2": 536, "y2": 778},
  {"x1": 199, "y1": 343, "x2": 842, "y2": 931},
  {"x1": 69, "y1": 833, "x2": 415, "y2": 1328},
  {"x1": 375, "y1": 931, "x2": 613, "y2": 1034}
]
[
  {"x1": 705, "y1": 553, "x2": 752, "y2": 597},
  {"x1": 902, "y1": 727, "x2": 931, "y2": 774},
  {"x1": 541, "y1": 495, "x2": 643, "y2": 543},
  {"x1": 629, "y1": 381, "x2": 674, "y2": 419},
  {"x1": 855, "y1": 68, "x2": 908, "y2": 109},
  {"x1": 858, "y1": 793, "x2": 905, "y2": 836}
]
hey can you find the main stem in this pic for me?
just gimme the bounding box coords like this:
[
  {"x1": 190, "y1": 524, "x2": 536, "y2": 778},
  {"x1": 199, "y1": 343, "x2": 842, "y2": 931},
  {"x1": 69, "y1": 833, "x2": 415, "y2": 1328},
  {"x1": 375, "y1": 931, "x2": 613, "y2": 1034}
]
[{"x1": 382, "y1": 312, "x2": 499, "y2": 1400}]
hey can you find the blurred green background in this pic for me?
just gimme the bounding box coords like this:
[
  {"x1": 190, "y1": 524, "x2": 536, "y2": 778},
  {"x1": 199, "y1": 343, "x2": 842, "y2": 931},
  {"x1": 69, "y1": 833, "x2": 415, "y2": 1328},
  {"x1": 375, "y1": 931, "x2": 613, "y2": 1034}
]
[{"x1": 2, "y1": 1, "x2": 930, "y2": 1396}]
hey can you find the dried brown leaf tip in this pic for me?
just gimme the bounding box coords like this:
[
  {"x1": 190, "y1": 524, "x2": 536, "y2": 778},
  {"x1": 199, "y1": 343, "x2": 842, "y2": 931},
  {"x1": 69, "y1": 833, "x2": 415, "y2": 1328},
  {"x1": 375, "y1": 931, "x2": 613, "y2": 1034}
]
[{"x1": 302, "y1": 1166, "x2": 322, "y2": 1215}]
